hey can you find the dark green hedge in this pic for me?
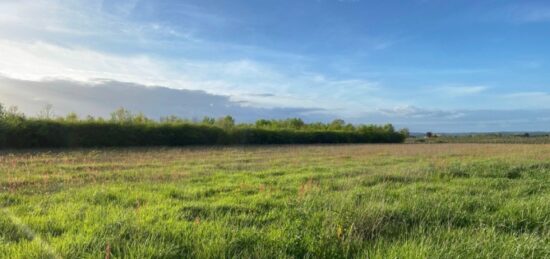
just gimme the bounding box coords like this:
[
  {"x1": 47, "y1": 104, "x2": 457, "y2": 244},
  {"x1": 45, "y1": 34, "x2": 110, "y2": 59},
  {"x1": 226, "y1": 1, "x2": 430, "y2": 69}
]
[{"x1": 0, "y1": 120, "x2": 405, "y2": 148}]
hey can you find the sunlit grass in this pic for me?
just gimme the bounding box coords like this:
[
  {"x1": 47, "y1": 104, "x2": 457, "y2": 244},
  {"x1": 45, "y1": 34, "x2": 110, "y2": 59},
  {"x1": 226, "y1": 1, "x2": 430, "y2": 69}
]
[{"x1": 1, "y1": 144, "x2": 549, "y2": 258}]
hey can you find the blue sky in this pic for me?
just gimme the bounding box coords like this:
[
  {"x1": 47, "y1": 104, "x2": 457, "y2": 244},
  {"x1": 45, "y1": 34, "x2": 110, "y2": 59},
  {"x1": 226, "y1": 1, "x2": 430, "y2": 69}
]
[{"x1": 0, "y1": 0, "x2": 550, "y2": 132}]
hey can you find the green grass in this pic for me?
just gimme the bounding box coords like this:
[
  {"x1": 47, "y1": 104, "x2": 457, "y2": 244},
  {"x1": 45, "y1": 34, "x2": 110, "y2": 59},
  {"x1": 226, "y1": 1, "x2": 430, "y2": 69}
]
[
  {"x1": 407, "y1": 135, "x2": 550, "y2": 144},
  {"x1": 1, "y1": 144, "x2": 549, "y2": 258}
]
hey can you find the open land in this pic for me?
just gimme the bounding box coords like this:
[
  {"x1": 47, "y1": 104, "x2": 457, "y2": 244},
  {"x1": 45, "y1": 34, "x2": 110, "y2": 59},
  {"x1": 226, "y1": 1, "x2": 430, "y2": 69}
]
[{"x1": 1, "y1": 144, "x2": 549, "y2": 258}]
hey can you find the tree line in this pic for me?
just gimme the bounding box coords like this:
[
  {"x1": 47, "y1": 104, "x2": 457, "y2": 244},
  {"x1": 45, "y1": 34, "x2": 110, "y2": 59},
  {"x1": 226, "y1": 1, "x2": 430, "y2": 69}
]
[{"x1": 0, "y1": 104, "x2": 408, "y2": 148}]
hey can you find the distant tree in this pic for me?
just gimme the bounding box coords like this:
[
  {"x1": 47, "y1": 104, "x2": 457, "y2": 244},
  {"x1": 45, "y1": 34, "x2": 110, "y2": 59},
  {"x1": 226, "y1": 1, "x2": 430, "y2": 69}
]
[
  {"x1": 426, "y1": 132, "x2": 433, "y2": 138},
  {"x1": 38, "y1": 103, "x2": 54, "y2": 119},
  {"x1": 255, "y1": 119, "x2": 271, "y2": 128},
  {"x1": 5, "y1": 106, "x2": 25, "y2": 120},
  {"x1": 216, "y1": 115, "x2": 235, "y2": 129},
  {"x1": 288, "y1": 118, "x2": 305, "y2": 130},
  {"x1": 308, "y1": 122, "x2": 327, "y2": 130},
  {"x1": 0, "y1": 103, "x2": 5, "y2": 119},
  {"x1": 132, "y1": 112, "x2": 151, "y2": 124},
  {"x1": 399, "y1": 128, "x2": 410, "y2": 138},
  {"x1": 344, "y1": 123, "x2": 355, "y2": 131},
  {"x1": 85, "y1": 115, "x2": 96, "y2": 122},
  {"x1": 201, "y1": 116, "x2": 215, "y2": 125},
  {"x1": 383, "y1": 124, "x2": 395, "y2": 132},
  {"x1": 161, "y1": 115, "x2": 184, "y2": 123},
  {"x1": 110, "y1": 107, "x2": 133, "y2": 123},
  {"x1": 329, "y1": 119, "x2": 345, "y2": 130},
  {"x1": 65, "y1": 112, "x2": 79, "y2": 122},
  {"x1": 523, "y1": 133, "x2": 530, "y2": 138}
]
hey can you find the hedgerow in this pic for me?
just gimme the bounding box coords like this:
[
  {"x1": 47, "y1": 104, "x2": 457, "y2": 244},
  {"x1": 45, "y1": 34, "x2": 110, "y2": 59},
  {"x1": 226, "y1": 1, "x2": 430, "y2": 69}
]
[{"x1": 0, "y1": 106, "x2": 406, "y2": 148}]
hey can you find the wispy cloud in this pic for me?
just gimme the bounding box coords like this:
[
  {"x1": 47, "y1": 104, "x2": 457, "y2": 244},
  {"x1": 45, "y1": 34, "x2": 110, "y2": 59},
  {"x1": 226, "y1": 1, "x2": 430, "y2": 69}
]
[
  {"x1": 0, "y1": 0, "x2": 406, "y2": 115},
  {"x1": 363, "y1": 106, "x2": 550, "y2": 132},
  {"x1": 376, "y1": 106, "x2": 465, "y2": 119},
  {"x1": 434, "y1": 85, "x2": 488, "y2": 97},
  {"x1": 515, "y1": 60, "x2": 543, "y2": 69},
  {"x1": 501, "y1": 91, "x2": 550, "y2": 108},
  {"x1": 507, "y1": 5, "x2": 550, "y2": 23},
  {"x1": 0, "y1": 39, "x2": 392, "y2": 114},
  {"x1": 2, "y1": 0, "x2": 550, "y2": 132},
  {"x1": 481, "y1": 3, "x2": 550, "y2": 24}
]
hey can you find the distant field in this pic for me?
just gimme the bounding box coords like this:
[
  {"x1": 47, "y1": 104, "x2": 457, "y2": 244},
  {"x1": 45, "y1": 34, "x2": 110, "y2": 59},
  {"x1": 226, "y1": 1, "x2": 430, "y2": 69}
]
[
  {"x1": 407, "y1": 135, "x2": 550, "y2": 144},
  {"x1": 1, "y1": 144, "x2": 549, "y2": 258}
]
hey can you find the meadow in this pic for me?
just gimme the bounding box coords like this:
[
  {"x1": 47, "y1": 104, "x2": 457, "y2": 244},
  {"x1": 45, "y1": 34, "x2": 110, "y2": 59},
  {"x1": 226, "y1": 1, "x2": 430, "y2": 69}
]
[
  {"x1": 1, "y1": 144, "x2": 549, "y2": 258},
  {"x1": 408, "y1": 135, "x2": 550, "y2": 144}
]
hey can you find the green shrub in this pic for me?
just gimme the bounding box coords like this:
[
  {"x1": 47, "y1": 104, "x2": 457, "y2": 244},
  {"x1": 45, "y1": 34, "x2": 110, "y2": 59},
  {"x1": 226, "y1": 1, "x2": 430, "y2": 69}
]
[
  {"x1": 0, "y1": 119, "x2": 405, "y2": 148},
  {"x1": 0, "y1": 105, "x2": 406, "y2": 148}
]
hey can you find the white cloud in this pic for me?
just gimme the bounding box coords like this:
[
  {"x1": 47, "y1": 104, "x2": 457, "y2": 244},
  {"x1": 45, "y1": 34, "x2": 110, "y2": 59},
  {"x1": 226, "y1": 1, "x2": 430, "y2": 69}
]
[
  {"x1": 0, "y1": 0, "x2": 398, "y2": 115},
  {"x1": 6, "y1": 76, "x2": 550, "y2": 132},
  {"x1": 376, "y1": 106, "x2": 465, "y2": 119},
  {"x1": 12, "y1": 0, "x2": 545, "y2": 123},
  {"x1": 0, "y1": 76, "x2": 325, "y2": 120},
  {"x1": 0, "y1": 39, "x2": 393, "y2": 115},
  {"x1": 501, "y1": 92, "x2": 550, "y2": 108},
  {"x1": 434, "y1": 85, "x2": 488, "y2": 96}
]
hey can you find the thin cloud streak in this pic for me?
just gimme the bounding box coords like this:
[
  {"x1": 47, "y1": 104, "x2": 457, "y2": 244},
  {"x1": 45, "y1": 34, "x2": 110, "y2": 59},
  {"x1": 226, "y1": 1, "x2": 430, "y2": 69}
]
[{"x1": 435, "y1": 86, "x2": 488, "y2": 96}]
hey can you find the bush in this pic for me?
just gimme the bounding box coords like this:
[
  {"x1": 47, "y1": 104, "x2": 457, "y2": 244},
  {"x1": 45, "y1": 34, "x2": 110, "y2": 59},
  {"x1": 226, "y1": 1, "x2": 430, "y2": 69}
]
[
  {"x1": 0, "y1": 119, "x2": 405, "y2": 148},
  {"x1": 0, "y1": 104, "x2": 406, "y2": 148}
]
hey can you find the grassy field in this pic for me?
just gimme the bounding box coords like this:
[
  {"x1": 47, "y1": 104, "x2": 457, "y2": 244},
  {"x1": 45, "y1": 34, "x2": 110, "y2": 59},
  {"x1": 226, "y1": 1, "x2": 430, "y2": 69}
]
[
  {"x1": 1, "y1": 144, "x2": 549, "y2": 258},
  {"x1": 407, "y1": 135, "x2": 550, "y2": 144}
]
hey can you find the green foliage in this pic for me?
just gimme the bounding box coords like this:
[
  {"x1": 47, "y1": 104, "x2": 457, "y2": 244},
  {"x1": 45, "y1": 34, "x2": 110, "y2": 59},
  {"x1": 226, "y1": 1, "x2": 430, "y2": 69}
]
[
  {"x1": 0, "y1": 120, "x2": 405, "y2": 148},
  {"x1": 110, "y1": 107, "x2": 134, "y2": 124},
  {"x1": 0, "y1": 105, "x2": 25, "y2": 122},
  {"x1": 215, "y1": 115, "x2": 235, "y2": 129},
  {"x1": 64, "y1": 112, "x2": 79, "y2": 122},
  {"x1": 399, "y1": 128, "x2": 410, "y2": 138},
  {"x1": 329, "y1": 119, "x2": 345, "y2": 130},
  {"x1": 0, "y1": 104, "x2": 406, "y2": 148},
  {"x1": 201, "y1": 116, "x2": 216, "y2": 125},
  {"x1": 160, "y1": 115, "x2": 191, "y2": 124}
]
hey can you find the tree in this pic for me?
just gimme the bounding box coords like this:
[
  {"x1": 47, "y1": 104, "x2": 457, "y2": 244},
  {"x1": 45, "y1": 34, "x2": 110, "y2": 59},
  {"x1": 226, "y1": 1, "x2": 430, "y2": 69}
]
[
  {"x1": 343, "y1": 123, "x2": 355, "y2": 131},
  {"x1": 5, "y1": 106, "x2": 25, "y2": 120},
  {"x1": 329, "y1": 119, "x2": 345, "y2": 130},
  {"x1": 255, "y1": 119, "x2": 271, "y2": 128},
  {"x1": 38, "y1": 103, "x2": 54, "y2": 119},
  {"x1": 0, "y1": 103, "x2": 5, "y2": 119},
  {"x1": 85, "y1": 115, "x2": 96, "y2": 122},
  {"x1": 201, "y1": 116, "x2": 215, "y2": 125},
  {"x1": 383, "y1": 124, "x2": 395, "y2": 132},
  {"x1": 288, "y1": 118, "x2": 305, "y2": 129},
  {"x1": 426, "y1": 132, "x2": 433, "y2": 138},
  {"x1": 216, "y1": 115, "x2": 235, "y2": 129},
  {"x1": 132, "y1": 112, "x2": 151, "y2": 124},
  {"x1": 161, "y1": 115, "x2": 184, "y2": 123},
  {"x1": 399, "y1": 128, "x2": 410, "y2": 138},
  {"x1": 65, "y1": 112, "x2": 79, "y2": 122},
  {"x1": 110, "y1": 107, "x2": 133, "y2": 123}
]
